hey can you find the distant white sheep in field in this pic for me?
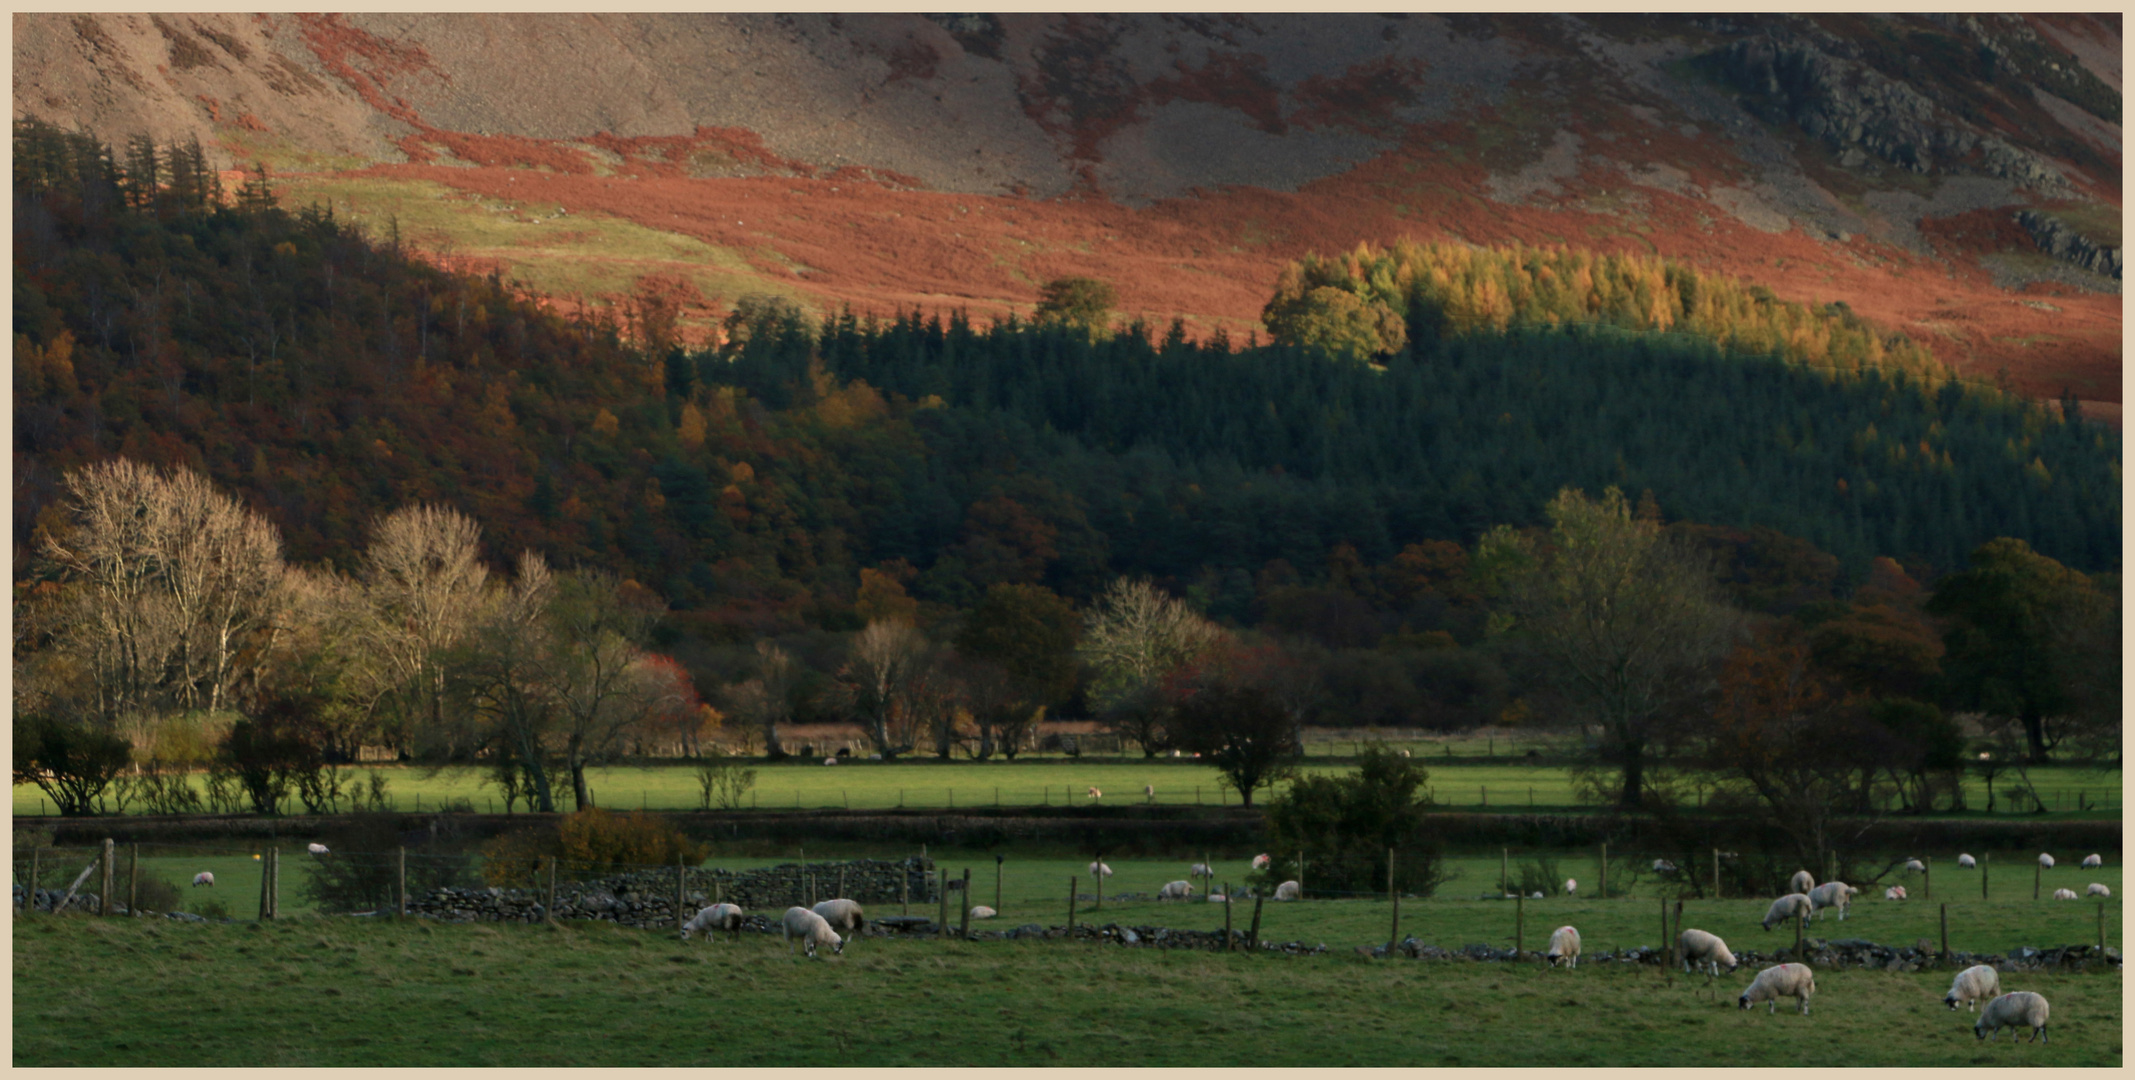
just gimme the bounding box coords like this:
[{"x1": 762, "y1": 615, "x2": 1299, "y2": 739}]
[
  {"x1": 1943, "y1": 964, "x2": 2001, "y2": 1011},
  {"x1": 1957, "y1": 854, "x2": 1977, "y2": 869},
  {"x1": 2082, "y1": 854, "x2": 2103, "y2": 869},
  {"x1": 1975, "y1": 991, "x2": 2049, "y2": 1043},
  {"x1": 2038, "y1": 853, "x2": 2056, "y2": 869},
  {"x1": 1529, "y1": 891, "x2": 1545, "y2": 900},
  {"x1": 1251, "y1": 854, "x2": 1271, "y2": 870},
  {"x1": 681, "y1": 903, "x2": 745, "y2": 942},
  {"x1": 1546, "y1": 925, "x2": 1581, "y2": 968},
  {"x1": 192, "y1": 872, "x2": 214, "y2": 887},
  {"x1": 1086, "y1": 787, "x2": 1102, "y2": 803},
  {"x1": 1738, "y1": 963, "x2": 1816, "y2": 1015},
  {"x1": 1274, "y1": 880, "x2": 1301, "y2": 901},
  {"x1": 1884, "y1": 885, "x2": 1907, "y2": 901},
  {"x1": 1677, "y1": 928, "x2": 1737, "y2": 977},
  {"x1": 1208, "y1": 893, "x2": 1227, "y2": 903},
  {"x1": 781, "y1": 906, "x2": 842, "y2": 958},
  {"x1": 1807, "y1": 881, "x2": 1858, "y2": 921},
  {"x1": 1761, "y1": 893, "x2": 1813, "y2": 930},
  {"x1": 1158, "y1": 880, "x2": 1195, "y2": 902},
  {"x1": 1788, "y1": 870, "x2": 1815, "y2": 894},
  {"x1": 1144, "y1": 785, "x2": 1154, "y2": 801},
  {"x1": 2052, "y1": 888, "x2": 2079, "y2": 901},
  {"x1": 1563, "y1": 879, "x2": 1577, "y2": 895},
  {"x1": 968, "y1": 905, "x2": 997, "y2": 919},
  {"x1": 307, "y1": 843, "x2": 329, "y2": 855},
  {"x1": 1087, "y1": 861, "x2": 1113, "y2": 879},
  {"x1": 1904, "y1": 859, "x2": 1925, "y2": 873},
  {"x1": 1188, "y1": 863, "x2": 1213, "y2": 878},
  {"x1": 1653, "y1": 859, "x2": 1678, "y2": 874},
  {"x1": 823, "y1": 757, "x2": 837, "y2": 765},
  {"x1": 812, "y1": 898, "x2": 866, "y2": 941},
  {"x1": 1398, "y1": 749, "x2": 1411, "y2": 757},
  {"x1": 2087, "y1": 883, "x2": 2110, "y2": 898}
]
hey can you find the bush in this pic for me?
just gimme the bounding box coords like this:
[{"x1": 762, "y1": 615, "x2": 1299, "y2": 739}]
[
  {"x1": 133, "y1": 874, "x2": 182, "y2": 915},
  {"x1": 695, "y1": 751, "x2": 758, "y2": 810},
  {"x1": 13, "y1": 714, "x2": 132, "y2": 815},
  {"x1": 480, "y1": 808, "x2": 709, "y2": 888},
  {"x1": 124, "y1": 761, "x2": 205, "y2": 815},
  {"x1": 298, "y1": 812, "x2": 476, "y2": 913},
  {"x1": 1255, "y1": 744, "x2": 1451, "y2": 897}
]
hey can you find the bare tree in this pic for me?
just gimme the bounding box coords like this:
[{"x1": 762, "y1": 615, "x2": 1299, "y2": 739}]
[
  {"x1": 446, "y1": 551, "x2": 556, "y2": 811},
  {"x1": 350, "y1": 505, "x2": 490, "y2": 750},
  {"x1": 731, "y1": 641, "x2": 798, "y2": 759},
  {"x1": 542, "y1": 570, "x2": 680, "y2": 808},
  {"x1": 1078, "y1": 578, "x2": 1224, "y2": 756},
  {"x1": 839, "y1": 620, "x2": 931, "y2": 759}
]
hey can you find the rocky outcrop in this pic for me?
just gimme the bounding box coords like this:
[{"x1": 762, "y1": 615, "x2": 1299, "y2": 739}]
[{"x1": 2017, "y1": 210, "x2": 2122, "y2": 279}]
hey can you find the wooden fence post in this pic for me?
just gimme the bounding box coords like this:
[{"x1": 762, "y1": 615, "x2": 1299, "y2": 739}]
[
  {"x1": 1924, "y1": 859, "x2": 1931, "y2": 901},
  {"x1": 1982, "y1": 853, "x2": 1988, "y2": 900},
  {"x1": 1658, "y1": 895, "x2": 1667, "y2": 966},
  {"x1": 27, "y1": 848, "x2": 40, "y2": 914},
  {"x1": 1298, "y1": 852, "x2": 1306, "y2": 901},
  {"x1": 1066, "y1": 876, "x2": 1077, "y2": 935},
  {"x1": 676, "y1": 856, "x2": 686, "y2": 935},
  {"x1": 1248, "y1": 894, "x2": 1265, "y2": 953},
  {"x1": 1224, "y1": 885, "x2": 1234, "y2": 952},
  {"x1": 1672, "y1": 900, "x2": 1683, "y2": 971},
  {"x1": 1096, "y1": 859, "x2": 1104, "y2": 911},
  {"x1": 2100, "y1": 901, "x2": 2107, "y2": 951},
  {"x1": 1712, "y1": 848, "x2": 1720, "y2": 900},
  {"x1": 397, "y1": 847, "x2": 407, "y2": 919},
  {"x1": 1516, "y1": 892, "x2": 1524, "y2": 956},
  {"x1": 994, "y1": 856, "x2": 1003, "y2": 913},
  {"x1": 937, "y1": 869, "x2": 949, "y2": 939},
  {"x1": 839, "y1": 867, "x2": 847, "y2": 902},
  {"x1": 128, "y1": 843, "x2": 139, "y2": 917},
  {"x1": 959, "y1": 868, "x2": 973, "y2": 940},
  {"x1": 1940, "y1": 902, "x2": 1949, "y2": 960},
  {"x1": 902, "y1": 865, "x2": 910, "y2": 916},
  {"x1": 546, "y1": 857, "x2": 558, "y2": 925},
  {"x1": 2034, "y1": 860, "x2": 2041, "y2": 901},
  {"x1": 258, "y1": 849, "x2": 271, "y2": 921},
  {"x1": 100, "y1": 839, "x2": 115, "y2": 917}
]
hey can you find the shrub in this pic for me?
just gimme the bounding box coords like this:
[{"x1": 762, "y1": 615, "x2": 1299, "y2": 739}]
[
  {"x1": 126, "y1": 762, "x2": 205, "y2": 815},
  {"x1": 1255, "y1": 744, "x2": 1451, "y2": 897},
  {"x1": 480, "y1": 808, "x2": 708, "y2": 888},
  {"x1": 133, "y1": 874, "x2": 182, "y2": 915},
  {"x1": 695, "y1": 751, "x2": 758, "y2": 810},
  {"x1": 298, "y1": 812, "x2": 476, "y2": 914},
  {"x1": 12, "y1": 714, "x2": 132, "y2": 815}
]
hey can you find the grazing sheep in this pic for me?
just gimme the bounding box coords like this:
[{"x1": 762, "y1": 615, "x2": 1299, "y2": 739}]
[
  {"x1": 1144, "y1": 785, "x2": 1155, "y2": 801},
  {"x1": 2082, "y1": 854, "x2": 2103, "y2": 869},
  {"x1": 1158, "y1": 880, "x2": 1196, "y2": 902},
  {"x1": 1251, "y1": 854, "x2": 1271, "y2": 870},
  {"x1": 681, "y1": 903, "x2": 745, "y2": 942},
  {"x1": 1188, "y1": 862, "x2": 1213, "y2": 878},
  {"x1": 1904, "y1": 859, "x2": 1925, "y2": 873},
  {"x1": 1564, "y1": 878, "x2": 1577, "y2": 895},
  {"x1": 2038, "y1": 853, "x2": 2056, "y2": 869},
  {"x1": 1274, "y1": 880, "x2": 1301, "y2": 901},
  {"x1": 1653, "y1": 859, "x2": 1678, "y2": 874},
  {"x1": 1546, "y1": 925, "x2": 1581, "y2": 968},
  {"x1": 1975, "y1": 991, "x2": 2049, "y2": 1043},
  {"x1": 1399, "y1": 749, "x2": 1412, "y2": 757},
  {"x1": 1761, "y1": 893, "x2": 1813, "y2": 930},
  {"x1": 307, "y1": 843, "x2": 330, "y2": 855},
  {"x1": 1788, "y1": 870, "x2": 1816, "y2": 895},
  {"x1": 781, "y1": 906, "x2": 843, "y2": 958},
  {"x1": 812, "y1": 898, "x2": 866, "y2": 942},
  {"x1": 191, "y1": 872, "x2": 215, "y2": 887},
  {"x1": 1530, "y1": 891, "x2": 1545, "y2": 900},
  {"x1": 2087, "y1": 883, "x2": 2110, "y2": 898},
  {"x1": 823, "y1": 757, "x2": 837, "y2": 765},
  {"x1": 1943, "y1": 964, "x2": 2001, "y2": 1011},
  {"x1": 1884, "y1": 886, "x2": 1908, "y2": 901},
  {"x1": 2052, "y1": 888, "x2": 2079, "y2": 901},
  {"x1": 968, "y1": 905, "x2": 997, "y2": 919},
  {"x1": 1738, "y1": 963, "x2": 1816, "y2": 1015},
  {"x1": 1207, "y1": 893, "x2": 1227, "y2": 903},
  {"x1": 1087, "y1": 861, "x2": 1113, "y2": 879},
  {"x1": 1086, "y1": 787, "x2": 1102, "y2": 803},
  {"x1": 1807, "y1": 881, "x2": 1858, "y2": 921},
  {"x1": 1957, "y1": 854, "x2": 1977, "y2": 869},
  {"x1": 1677, "y1": 928, "x2": 1737, "y2": 977}
]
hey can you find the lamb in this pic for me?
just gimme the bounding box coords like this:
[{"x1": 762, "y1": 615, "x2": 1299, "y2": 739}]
[
  {"x1": 191, "y1": 872, "x2": 214, "y2": 887},
  {"x1": 781, "y1": 906, "x2": 843, "y2": 958},
  {"x1": 1157, "y1": 880, "x2": 1196, "y2": 902},
  {"x1": 1144, "y1": 784, "x2": 1155, "y2": 801},
  {"x1": 307, "y1": 843, "x2": 330, "y2": 855},
  {"x1": 1086, "y1": 787, "x2": 1102, "y2": 802},
  {"x1": 1564, "y1": 878, "x2": 1577, "y2": 895},
  {"x1": 1943, "y1": 964, "x2": 2001, "y2": 1011},
  {"x1": 1251, "y1": 854, "x2": 1271, "y2": 870},
  {"x1": 2052, "y1": 888, "x2": 2078, "y2": 900},
  {"x1": 968, "y1": 905, "x2": 997, "y2": 919},
  {"x1": 1807, "y1": 881, "x2": 1858, "y2": 921},
  {"x1": 2087, "y1": 883, "x2": 2110, "y2": 898},
  {"x1": 1788, "y1": 869, "x2": 1816, "y2": 895},
  {"x1": 1957, "y1": 854, "x2": 1977, "y2": 869},
  {"x1": 1737, "y1": 963, "x2": 1816, "y2": 1015},
  {"x1": 1546, "y1": 925, "x2": 1581, "y2": 968},
  {"x1": 812, "y1": 898, "x2": 866, "y2": 942},
  {"x1": 1884, "y1": 886, "x2": 1907, "y2": 901},
  {"x1": 1274, "y1": 880, "x2": 1301, "y2": 901},
  {"x1": 1207, "y1": 893, "x2": 1227, "y2": 903},
  {"x1": 1087, "y1": 861, "x2": 1113, "y2": 879},
  {"x1": 681, "y1": 903, "x2": 745, "y2": 942},
  {"x1": 2038, "y1": 853, "x2": 2055, "y2": 869},
  {"x1": 823, "y1": 757, "x2": 837, "y2": 765},
  {"x1": 1677, "y1": 928, "x2": 1737, "y2": 977},
  {"x1": 1975, "y1": 991, "x2": 2049, "y2": 1043},
  {"x1": 2082, "y1": 854, "x2": 2103, "y2": 869},
  {"x1": 1904, "y1": 858, "x2": 1925, "y2": 873},
  {"x1": 1653, "y1": 859, "x2": 1678, "y2": 874},
  {"x1": 1761, "y1": 893, "x2": 1813, "y2": 930}
]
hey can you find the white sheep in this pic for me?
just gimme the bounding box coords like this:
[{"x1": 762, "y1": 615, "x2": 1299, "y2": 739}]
[
  {"x1": 1904, "y1": 858, "x2": 1925, "y2": 873},
  {"x1": 2087, "y1": 883, "x2": 2110, "y2": 898},
  {"x1": 1546, "y1": 925, "x2": 1581, "y2": 968},
  {"x1": 1086, "y1": 787, "x2": 1102, "y2": 802},
  {"x1": 1761, "y1": 893, "x2": 1813, "y2": 931},
  {"x1": 1975, "y1": 990, "x2": 2049, "y2": 1043},
  {"x1": 1788, "y1": 869, "x2": 1816, "y2": 895},
  {"x1": 1677, "y1": 928, "x2": 1737, "y2": 977},
  {"x1": 823, "y1": 757, "x2": 837, "y2": 765},
  {"x1": 2082, "y1": 853, "x2": 2103, "y2": 869},
  {"x1": 1957, "y1": 854, "x2": 1977, "y2": 869},
  {"x1": 1653, "y1": 859, "x2": 1678, "y2": 874},
  {"x1": 2038, "y1": 853, "x2": 2055, "y2": 869},
  {"x1": 812, "y1": 898, "x2": 866, "y2": 942},
  {"x1": 1158, "y1": 880, "x2": 1195, "y2": 902},
  {"x1": 191, "y1": 872, "x2": 215, "y2": 887},
  {"x1": 1144, "y1": 784, "x2": 1155, "y2": 801},
  {"x1": 1207, "y1": 893, "x2": 1227, "y2": 903},
  {"x1": 1564, "y1": 878, "x2": 1577, "y2": 895},
  {"x1": 1274, "y1": 880, "x2": 1301, "y2": 901},
  {"x1": 781, "y1": 906, "x2": 843, "y2": 958},
  {"x1": 1738, "y1": 963, "x2": 1816, "y2": 1015},
  {"x1": 307, "y1": 843, "x2": 330, "y2": 855},
  {"x1": 1251, "y1": 854, "x2": 1271, "y2": 870},
  {"x1": 968, "y1": 905, "x2": 997, "y2": 919},
  {"x1": 681, "y1": 902, "x2": 745, "y2": 942},
  {"x1": 1188, "y1": 862, "x2": 1213, "y2": 878},
  {"x1": 1087, "y1": 861, "x2": 1113, "y2": 879},
  {"x1": 1807, "y1": 881, "x2": 1858, "y2": 921},
  {"x1": 2052, "y1": 888, "x2": 2079, "y2": 901},
  {"x1": 1884, "y1": 885, "x2": 1907, "y2": 901},
  {"x1": 1529, "y1": 891, "x2": 1544, "y2": 900},
  {"x1": 1943, "y1": 964, "x2": 2001, "y2": 1011}
]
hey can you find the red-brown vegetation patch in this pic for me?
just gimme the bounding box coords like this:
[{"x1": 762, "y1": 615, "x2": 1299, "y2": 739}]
[
  {"x1": 1289, "y1": 57, "x2": 1425, "y2": 133},
  {"x1": 1150, "y1": 51, "x2": 1287, "y2": 135}
]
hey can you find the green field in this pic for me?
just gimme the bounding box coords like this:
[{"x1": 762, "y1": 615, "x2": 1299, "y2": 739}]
[
  {"x1": 14, "y1": 758, "x2": 2120, "y2": 817},
  {"x1": 11, "y1": 914, "x2": 2119, "y2": 1066}
]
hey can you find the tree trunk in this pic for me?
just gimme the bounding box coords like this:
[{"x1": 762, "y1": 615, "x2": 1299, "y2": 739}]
[
  {"x1": 569, "y1": 754, "x2": 590, "y2": 810},
  {"x1": 2021, "y1": 707, "x2": 2047, "y2": 763},
  {"x1": 762, "y1": 717, "x2": 784, "y2": 759},
  {"x1": 1615, "y1": 728, "x2": 1645, "y2": 810}
]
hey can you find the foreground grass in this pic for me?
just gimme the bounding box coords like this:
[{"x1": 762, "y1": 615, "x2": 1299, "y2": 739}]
[{"x1": 13, "y1": 914, "x2": 2118, "y2": 1066}]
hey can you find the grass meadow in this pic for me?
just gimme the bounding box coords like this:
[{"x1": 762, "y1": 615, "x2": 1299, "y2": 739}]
[{"x1": 11, "y1": 912, "x2": 2120, "y2": 1066}]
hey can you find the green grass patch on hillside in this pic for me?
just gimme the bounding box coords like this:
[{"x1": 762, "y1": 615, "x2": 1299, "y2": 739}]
[{"x1": 11, "y1": 915, "x2": 2119, "y2": 1066}]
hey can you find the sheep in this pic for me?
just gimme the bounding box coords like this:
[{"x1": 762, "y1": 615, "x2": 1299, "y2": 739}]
[
  {"x1": 1086, "y1": 787, "x2": 1102, "y2": 803},
  {"x1": 1884, "y1": 885, "x2": 1907, "y2": 901},
  {"x1": 1530, "y1": 891, "x2": 1545, "y2": 900},
  {"x1": 2038, "y1": 853, "x2": 2055, "y2": 869},
  {"x1": 1546, "y1": 925, "x2": 1581, "y2": 968},
  {"x1": 681, "y1": 903, "x2": 745, "y2": 942},
  {"x1": 1677, "y1": 928, "x2": 1737, "y2": 977},
  {"x1": 1957, "y1": 854, "x2": 1977, "y2": 869},
  {"x1": 823, "y1": 757, "x2": 837, "y2": 765},
  {"x1": 1251, "y1": 854, "x2": 1271, "y2": 870},
  {"x1": 1187, "y1": 862, "x2": 1215, "y2": 880},
  {"x1": 968, "y1": 905, "x2": 997, "y2": 919},
  {"x1": 1738, "y1": 963, "x2": 1816, "y2": 1015},
  {"x1": 1087, "y1": 861, "x2": 1113, "y2": 879},
  {"x1": 1144, "y1": 784, "x2": 1155, "y2": 801},
  {"x1": 1975, "y1": 991, "x2": 2049, "y2": 1043},
  {"x1": 307, "y1": 843, "x2": 330, "y2": 855},
  {"x1": 1788, "y1": 869, "x2": 1816, "y2": 895},
  {"x1": 1564, "y1": 878, "x2": 1577, "y2": 895},
  {"x1": 2082, "y1": 853, "x2": 2103, "y2": 869},
  {"x1": 1207, "y1": 893, "x2": 1227, "y2": 903},
  {"x1": 191, "y1": 872, "x2": 215, "y2": 888},
  {"x1": 2087, "y1": 883, "x2": 2110, "y2": 898},
  {"x1": 1274, "y1": 880, "x2": 1301, "y2": 901},
  {"x1": 1904, "y1": 858, "x2": 1926, "y2": 873},
  {"x1": 1807, "y1": 881, "x2": 1858, "y2": 921},
  {"x1": 812, "y1": 898, "x2": 866, "y2": 943},
  {"x1": 781, "y1": 906, "x2": 843, "y2": 958},
  {"x1": 1653, "y1": 859, "x2": 1678, "y2": 874},
  {"x1": 1761, "y1": 893, "x2": 1813, "y2": 931},
  {"x1": 1157, "y1": 880, "x2": 1196, "y2": 902},
  {"x1": 2052, "y1": 888, "x2": 2078, "y2": 901},
  {"x1": 1943, "y1": 964, "x2": 2001, "y2": 1012},
  {"x1": 1399, "y1": 749, "x2": 1411, "y2": 757}
]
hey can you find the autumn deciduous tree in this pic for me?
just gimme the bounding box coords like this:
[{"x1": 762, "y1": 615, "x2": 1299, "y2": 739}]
[
  {"x1": 1166, "y1": 683, "x2": 1299, "y2": 807},
  {"x1": 1033, "y1": 276, "x2": 1116, "y2": 337},
  {"x1": 1707, "y1": 625, "x2": 1864, "y2": 872},
  {"x1": 1078, "y1": 578, "x2": 1225, "y2": 757},
  {"x1": 954, "y1": 583, "x2": 1079, "y2": 759},
  {"x1": 838, "y1": 620, "x2": 934, "y2": 759},
  {"x1": 349, "y1": 505, "x2": 491, "y2": 750}
]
